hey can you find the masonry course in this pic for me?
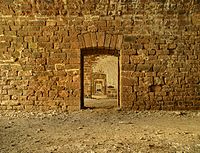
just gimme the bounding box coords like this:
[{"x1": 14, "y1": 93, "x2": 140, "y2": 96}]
[{"x1": 0, "y1": 0, "x2": 200, "y2": 111}]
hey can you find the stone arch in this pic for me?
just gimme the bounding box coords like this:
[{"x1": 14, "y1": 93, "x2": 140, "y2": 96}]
[
  {"x1": 77, "y1": 32, "x2": 123, "y2": 50},
  {"x1": 78, "y1": 32, "x2": 123, "y2": 109}
]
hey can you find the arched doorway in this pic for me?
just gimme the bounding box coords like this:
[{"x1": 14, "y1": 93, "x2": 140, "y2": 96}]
[{"x1": 80, "y1": 48, "x2": 120, "y2": 109}]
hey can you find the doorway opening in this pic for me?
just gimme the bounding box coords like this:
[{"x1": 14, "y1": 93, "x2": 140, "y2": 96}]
[{"x1": 81, "y1": 48, "x2": 120, "y2": 109}]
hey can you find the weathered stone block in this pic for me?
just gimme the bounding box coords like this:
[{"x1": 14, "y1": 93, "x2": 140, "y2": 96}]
[
  {"x1": 122, "y1": 55, "x2": 130, "y2": 64},
  {"x1": 110, "y1": 34, "x2": 117, "y2": 49},
  {"x1": 29, "y1": 20, "x2": 46, "y2": 26},
  {"x1": 121, "y1": 77, "x2": 139, "y2": 86},
  {"x1": 122, "y1": 86, "x2": 132, "y2": 93},
  {"x1": 192, "y1": 13, "x2": 200, "y2": 25},
  {"x1": 136, "y1": 64, "x2": 153, "y2": 72},
  {"x1": 18, "y1": 71, "x2": 32, "y2": 77},
  {"x1": 46, "y1": 20, "x2": 57, "y2": 26},
  {"x1": 1, "y1": 100, "x2": 20, "y2": 106},
  {"x1": 124, "y1": 35, "x2": 137, "y2": 42},
  {"x1": 90, "y1": 32, "x2": 97, "y2": 48},
  {"x1": 97, "y1": 32, "x2": 105, "y2": 47},
  {"x1": 0, "y1": 42, "x2": 10, "y2": 49},
  {"x1": 130, "y1": 55, "x2": 145, "y2": 64},
  {"x1": 105, "y1": 34, "x2": 111, "y2": 48},
  {"x1": 116, "y1": 35, "x2": 123, "y2": 50},
  {"x1": 148, "y1": 49, "x2": 156, "y2": 55},
  {"x1": 84, "y1": 33, "x2": 92, "y2": 48},
  {"x1": 154, "y1": 77, "x2": 165, "y2": 85},
  {"x1": 144, "y1": 77, "x2": 153, "y2": 86},
  {"x1": 122, "y1": 64, "x2": 136, "y2": 71},
  {"x1": 78, "y1": 35, "x2": 85, "y2": 48},
  {"x1": 121, "y1": 93, "x2": 136, "y2": 107}
]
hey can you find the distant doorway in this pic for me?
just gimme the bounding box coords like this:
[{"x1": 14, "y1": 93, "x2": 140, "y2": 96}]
[{"x1": 80, "y1": 49, "x2": 120, "y2": 109}]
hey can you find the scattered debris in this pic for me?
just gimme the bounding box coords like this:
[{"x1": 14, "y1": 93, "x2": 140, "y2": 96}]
[{"x1": 0, "y1": 110, "x2": 199, "y2": 152}]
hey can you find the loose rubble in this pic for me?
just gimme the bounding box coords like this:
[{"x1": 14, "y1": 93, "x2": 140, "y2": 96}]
[{"x1": 0, "y1": 109, "x2": 200, "y2": 153}]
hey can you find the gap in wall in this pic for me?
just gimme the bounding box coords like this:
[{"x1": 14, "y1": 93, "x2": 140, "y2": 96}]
[{"x1": 81, "y1": 49, "x2": 119, "y2": 109}]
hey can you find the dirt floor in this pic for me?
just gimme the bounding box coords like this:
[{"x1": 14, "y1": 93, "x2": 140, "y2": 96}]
[
  {"x1": 0, "y1": 107, "x2": 200, "y2": 153},
  {"x1": 84, "y1": 98, "x2": 118, "y2": 109}
]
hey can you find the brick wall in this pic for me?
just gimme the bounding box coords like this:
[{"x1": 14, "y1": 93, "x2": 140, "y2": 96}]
[{"x1": 0, "y1": 0, "x2": 200, "y2": 111}]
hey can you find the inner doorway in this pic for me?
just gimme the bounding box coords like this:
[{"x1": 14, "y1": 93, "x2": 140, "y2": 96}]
[{"x1": 81, "y1": 49, "x2": 120, "y2": 109}]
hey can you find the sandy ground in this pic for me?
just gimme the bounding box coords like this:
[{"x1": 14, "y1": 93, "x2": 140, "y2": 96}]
[
  {"x1": 84, "y1": 98, "x2": 117, "y2": 109},
  {"x1": 0, "y1": 105, "x2": 200, "y2": 153}
]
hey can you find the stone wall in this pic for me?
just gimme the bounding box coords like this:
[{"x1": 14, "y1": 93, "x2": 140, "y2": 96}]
[{"x1": 0, "y1": 0, "x2": 200, "y2": 111}]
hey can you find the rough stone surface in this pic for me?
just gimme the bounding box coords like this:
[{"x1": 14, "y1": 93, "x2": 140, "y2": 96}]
[{"x1": 0, "y1": 0, "x2": 200, "y2": 111}]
